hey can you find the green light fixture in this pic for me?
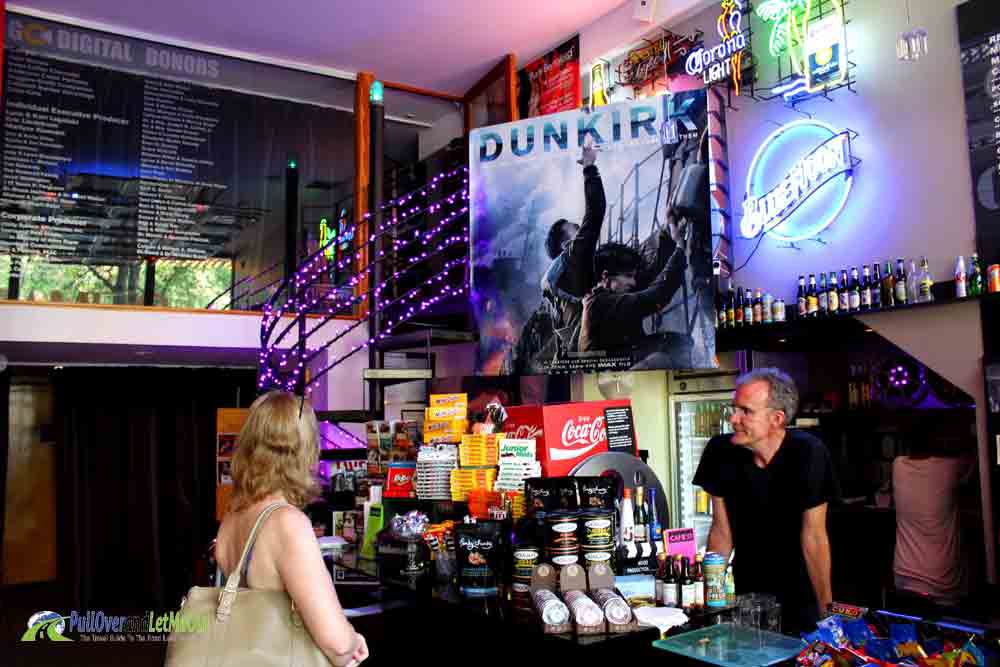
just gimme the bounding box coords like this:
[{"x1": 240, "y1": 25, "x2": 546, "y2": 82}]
[{"x1": 370, "y1": 80, "x2": 384, "y2": 105}]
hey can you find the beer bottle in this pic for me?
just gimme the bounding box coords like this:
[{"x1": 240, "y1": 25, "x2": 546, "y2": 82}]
[
  {"x1": 827, "y1": 271, "x2": 840, "y2": 315},
  {"x1": 894, "y1": 258, "x2": 908, "y2": 305},
  {"x1": 839, "y1": 270, "x2": 850, "y2": 312},
  {"x1": 919, "y1": 257, "x2": 934, "y2": 303},
  {"x1": 860, "y1": 265, "x2": 873, "y2": 310},
  {"x1": 734, "y1": 287, "x2": 744, "y2": 326},
  {"x1": 680, "y1": 556, "x2": 696, "y2": 611},
  {"x1": 753, "y1": 288, "x2": 763, "y2": 325},
  {"x1": 663, "y1": 556, "x2": 679, "y2": 608},
  {"x1": 743, "y1": 288, "x2": 753, "y2": 325},
  {"x1": 849, "y1": 267, "x2": 861, "y2": 312},
  {"x1": 694, "y1": 553, "x2": 706, "y2": 610},
  {"x1": 806, "y1": 274, "x2": 819, "y2": 317},
  {"x1": 797, "y1": 275, "x2": 807, "y2": 318},
  {"x1": 882, "y1": 260, "x2": 896, "y2": 308},
  {"x1": 727, "y1": 285, "x2": 737, "y2": 325},
  {"x1": 970, "y1": 253, "x2": 984, "y2": 297},
  {"x1": 871, "y1": 263, "x2": 882, "y2": 309},
  {"x1": 956, "y1": 256, "x2": 968, "y2": 298},
  {"x1": 818, "y1": 272, "x2": 829, "y2": 316}
]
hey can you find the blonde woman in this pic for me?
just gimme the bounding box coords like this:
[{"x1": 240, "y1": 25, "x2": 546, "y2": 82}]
[{"x1": 215, "y1": 391, "x2": 368, "y2": 667}]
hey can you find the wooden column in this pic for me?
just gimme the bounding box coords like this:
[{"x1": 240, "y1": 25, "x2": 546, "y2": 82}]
[{"x1": 354, "y1": 72, "x2": 374, "y2": 318}]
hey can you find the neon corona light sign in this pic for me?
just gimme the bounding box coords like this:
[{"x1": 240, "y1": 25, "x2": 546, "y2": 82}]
[
  {"x1": 741, "y1": 119, "x2": 856, "y2": 242},
  {"x1": 757, "y1": 0, "x2": 848, "y2": 102},
  {"x1": 685, "y1": 0, "x2": 748, "y2": 95}
]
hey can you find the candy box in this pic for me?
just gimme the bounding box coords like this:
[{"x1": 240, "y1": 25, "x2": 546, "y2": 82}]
[
  {"x1": 430, "y1": 393, "x2": 468, "y2": 408},
  {"x1": 385, "y1": 462, "x2": 417, "y2": 498}
]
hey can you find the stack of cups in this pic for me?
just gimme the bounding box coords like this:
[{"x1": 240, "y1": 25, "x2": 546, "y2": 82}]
[
  {"x1": 577, "y1": 509, "x2": 615, "y2": 567},
  {"x1": 546, "y1": 512, "x2": 580, "y2": 568},
  {"x1": 510, "y1": 545, "x2": 539, "y2": 612}
]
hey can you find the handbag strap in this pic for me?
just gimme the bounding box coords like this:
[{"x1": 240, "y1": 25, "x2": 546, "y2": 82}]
[{"x1": 216, "y1": 501, "x2": 289, "y2": 622}]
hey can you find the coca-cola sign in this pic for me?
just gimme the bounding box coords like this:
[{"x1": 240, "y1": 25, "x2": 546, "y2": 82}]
[{"x1": 553, "y1": 416, "x2": 607, "y2": 461}]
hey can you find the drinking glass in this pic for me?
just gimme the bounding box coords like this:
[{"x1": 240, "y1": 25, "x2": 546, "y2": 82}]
[{"x1": 764, "y1": 601, "x2": 782, "y2": 635}]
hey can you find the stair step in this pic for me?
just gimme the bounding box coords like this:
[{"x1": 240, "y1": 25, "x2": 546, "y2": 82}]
[
  {"x1": 319, "y1": 449, "x2": 367, "y2": 462},
  {"x1": 362, "y1": 368, "x2": 433, "y2": 385},
  {"x1": 316, "y1": 410, "x2": 382, "y2": 423},
  {"x1": 376, "y1": 329, "x2": 476, "y2": 352}
]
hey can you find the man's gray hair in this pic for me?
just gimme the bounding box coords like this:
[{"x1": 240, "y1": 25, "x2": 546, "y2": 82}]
[{"x1": 736, "y1": 367, "x2": 799, "y2": 424}]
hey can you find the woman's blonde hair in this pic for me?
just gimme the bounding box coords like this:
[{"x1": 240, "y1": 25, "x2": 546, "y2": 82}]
[{"x1": 230, "y1": 391, "x2": 320, "y2": 511}]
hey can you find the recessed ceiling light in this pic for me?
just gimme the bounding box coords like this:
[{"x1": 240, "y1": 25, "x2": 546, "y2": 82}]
[
  {"x1": 864, "y1": 328, "x2": 874, "y2": 333},
  {"x1": 778, "y1": 338, "x2": 787, "y2": 343}
]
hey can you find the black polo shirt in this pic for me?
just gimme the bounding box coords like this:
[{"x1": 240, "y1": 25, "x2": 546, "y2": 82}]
[{"x1": 693, "y1": 429, "x2": 838, "y2": 633}]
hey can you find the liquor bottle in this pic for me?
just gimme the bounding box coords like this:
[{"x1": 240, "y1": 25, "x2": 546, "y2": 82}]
[
  {"x1": 648, "y1": 487, "x2": 661, "y2": 543},
  {"x1": 839, "y1": 269, "x2": 850, "y2": 312},
  {"x1": 774, "y1": 299, "x2": 786, "y2": 322},
  {"x1": 818, "y1": 273, "x2": 829, "y2": 316},
  {"x1": 907, "y1": 258, "x2": 920, "y2": 304},
  {"x1": 725, "y1": 566, "x2": 736, "y2": 606},
  {"x1": 860, "y1": 266, "x2": 872, "y2": 310},
  {"x1": 734, "y1": 287, "x2": 744, "y2": 326},
  {"x1": 727, "y1": 285, "x2": 737, "y2": 325},
  {"x1": 806, "y1": 274, "x2": 819, "y2": 317},
  {"x1": 970, "y1": 253, "x2": 984, "y2": 297},
  {"x1": 694, "y1": 553, "x2": 706, "y2": 610},
  {"x1": 743, "y1": 288, "x2": 753, "y2": 325},
  {"x1": 849, "y1": 267, "x2": 861, "y2": 312},
  {"x1": 620, "y1": 487, "x2": 635, "y2": 546},
  {"x1": 956, "y1": 255, "x2": 968, "y2": 298},
  {"x1": 716, "y1": 285, "x2": 727, "y2": 329},
  {"x1": 663, "y1": 556, "x2": 679, "y2": 608},
  {"x1": 753, "y1": 288, "x2": 763, "y2": 325},
  {"x1": 919, "y1": 257, "x2": 934, "y2": 303},
  {"x1": 797, "y1": 275, "x2": 807, "y2": 319},
  {"x1": 680, "y1": 556, "x2": 696, "y2": 611},
  {"x1": 827, "y1": 271, "x2": 840, "y2": 315},
  {"x1": 871, "y1": 263, "x2": 882, "y2": 309},
  {"x1": 882, "y1": 261, "x2": 896, "y2": 308},
  {"x1": 894, "y1": 258, "x2": 908, "y2": 305},
  {"x1": 633, "y1": 486, "x2": 648, "y2": 544},
  {"x1": 763, "y1": 292, "x2": 774, "y2": 324}
]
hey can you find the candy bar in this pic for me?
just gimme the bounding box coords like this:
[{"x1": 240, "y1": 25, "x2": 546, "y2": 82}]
[
  {"x1": 429, "y1": 393, "x2": 468, "y2": 408},
  {"x1": 426, "y1": 405, "x2": 468, "y2": 421}
]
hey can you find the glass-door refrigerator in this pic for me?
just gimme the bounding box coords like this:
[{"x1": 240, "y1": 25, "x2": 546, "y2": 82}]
[{"x1": 666, "y1": 371, "x2": 738, "y2": 551}]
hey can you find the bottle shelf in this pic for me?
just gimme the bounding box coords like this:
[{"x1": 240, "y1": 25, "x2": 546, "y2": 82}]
[{"x1": 717, "y1": 280, "x2": 1000, "y2": 353}]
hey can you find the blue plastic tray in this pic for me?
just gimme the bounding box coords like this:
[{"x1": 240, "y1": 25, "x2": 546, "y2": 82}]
[{"x1": 652, "y1": 623, "x2": 803, "y2": 667}]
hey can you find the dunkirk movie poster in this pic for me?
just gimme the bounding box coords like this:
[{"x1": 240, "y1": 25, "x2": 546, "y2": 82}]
[{"x1": 470, "y1": 92, "x2": 717, "y2": 376}]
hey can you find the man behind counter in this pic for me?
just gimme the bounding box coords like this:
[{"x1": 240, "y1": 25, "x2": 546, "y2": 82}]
[{"x1": 694, "y1": 368, "x2": 838, "y2": 634}]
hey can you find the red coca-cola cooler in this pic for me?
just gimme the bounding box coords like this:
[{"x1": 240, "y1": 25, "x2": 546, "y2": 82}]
[{"x1": 502, "y1": 400, "x2": 638, "y2": 477}]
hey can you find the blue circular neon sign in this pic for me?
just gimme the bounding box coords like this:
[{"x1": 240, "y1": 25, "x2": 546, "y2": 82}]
[{"x1": 741, "y1": 119, "x2": 855, "y2": 243}]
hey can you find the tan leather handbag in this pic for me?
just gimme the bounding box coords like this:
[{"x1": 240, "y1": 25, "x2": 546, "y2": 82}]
[{"x1": 165, "y1": 502, "x2": 330, "y2": 666}]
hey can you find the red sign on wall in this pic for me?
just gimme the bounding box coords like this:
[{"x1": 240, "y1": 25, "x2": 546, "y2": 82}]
[{"x1": 517, "y1": 35, "x2": 581, "y2": 119}]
